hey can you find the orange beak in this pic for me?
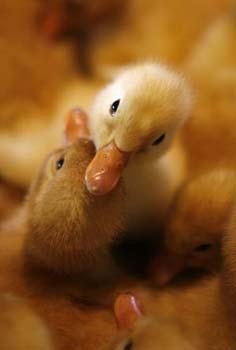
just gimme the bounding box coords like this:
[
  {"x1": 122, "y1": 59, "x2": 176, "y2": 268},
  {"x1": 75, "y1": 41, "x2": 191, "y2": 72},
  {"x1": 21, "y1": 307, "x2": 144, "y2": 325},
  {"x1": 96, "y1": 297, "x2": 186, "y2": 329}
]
[{"x1": 85, "y1": 141, "x2": 131, "y2": 195}]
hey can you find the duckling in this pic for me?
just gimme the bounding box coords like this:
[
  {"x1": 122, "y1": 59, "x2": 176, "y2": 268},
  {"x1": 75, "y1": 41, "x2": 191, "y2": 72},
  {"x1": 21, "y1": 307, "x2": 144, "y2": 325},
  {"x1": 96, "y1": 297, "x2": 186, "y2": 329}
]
[
  {"x1": 185, "y1": 10, "x2": 236, "y2": 83},
  {"x1": 0, "y1": 116, "x2": 127, "y2": 349},
  {"x1": 111, "y1": 293, "x2": 196, "y2": 350},
  {"x1": 181, "y1": 10, "x2": 236, "y2": 176},
  {"x1": 0, "y1": 293, "x2": 53, "y2": 350},
  {"x1": 150, "y1": 169, "x2": 236, "y2": 286},
  {"x1": 0, "y1": 0, "x2": 104, "y2": 188},
  {"x1": 91, "y1": 0, "x2": 229, "y2": 72},
  {"x1": 111, "y1": 220, "x2": 236, "y2": 350},
  {"x1": 85, "y1": 62, "x2": 192, "y2": 228},
  {"x1": 24, "y1": 114, "x2": 125, "y2": 281}
]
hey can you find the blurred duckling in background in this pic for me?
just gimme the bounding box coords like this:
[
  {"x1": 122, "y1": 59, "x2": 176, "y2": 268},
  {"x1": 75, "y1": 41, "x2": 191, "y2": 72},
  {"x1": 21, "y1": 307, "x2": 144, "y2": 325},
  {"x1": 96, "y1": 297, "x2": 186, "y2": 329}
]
[
  {"x1": 85, "y1": 62, "x2": 192, "y2": 229},
  {"x1": 182, "y1": 9, "x2": 236, "y2": 176},
  {"x1": 111, "y1": 293, "x2": 196, "y2": 350},
  {"x1": 150, "y1": 169, "x2": 236, "y2": 286},
  {"x1": 186, "y1": 7, "x2": 236, "y2": 82},
  {"x1": 0, "y1": 0, "x2": 126, "y2": 188},
  {"x1": 91, "y1": 0, "x2": 229, "y2": 72},
  {"x1": 0, "y1": 294, "x2": 53, "y2": 350},
  {"x1": 112, "y1": 207, "x2": 236, "y2": 350}
]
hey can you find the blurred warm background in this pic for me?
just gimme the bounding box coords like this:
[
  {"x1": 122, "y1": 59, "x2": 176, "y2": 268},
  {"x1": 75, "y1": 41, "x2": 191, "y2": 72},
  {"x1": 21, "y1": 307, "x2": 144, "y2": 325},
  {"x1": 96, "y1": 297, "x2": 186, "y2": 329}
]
[{"x1": 0, "y1": 0, "x2": 235, "y2": 223}]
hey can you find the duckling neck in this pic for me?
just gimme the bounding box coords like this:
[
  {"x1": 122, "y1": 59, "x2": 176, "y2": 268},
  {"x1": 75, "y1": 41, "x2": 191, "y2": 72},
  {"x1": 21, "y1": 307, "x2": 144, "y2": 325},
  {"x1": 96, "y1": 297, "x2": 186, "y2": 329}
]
[{"x1": 124, "y1": 140, "x2": 187, "y2": 229}]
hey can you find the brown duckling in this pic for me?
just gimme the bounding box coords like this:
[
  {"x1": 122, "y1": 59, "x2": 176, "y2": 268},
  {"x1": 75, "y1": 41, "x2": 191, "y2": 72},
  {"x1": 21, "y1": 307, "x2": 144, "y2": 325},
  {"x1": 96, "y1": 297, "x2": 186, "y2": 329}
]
[
  {"x1": 24, "y1": 112, "x2": 125, "y2": 282},
  {"x1": 0, "y1": 115, "x2": 127, "y2": 349}
]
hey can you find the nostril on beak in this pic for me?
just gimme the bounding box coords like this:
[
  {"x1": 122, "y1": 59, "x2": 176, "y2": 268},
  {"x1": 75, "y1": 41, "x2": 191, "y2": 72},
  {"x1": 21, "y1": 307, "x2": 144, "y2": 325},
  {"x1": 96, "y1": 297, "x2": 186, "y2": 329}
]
[{"x1": 85, "y1": 141, "x2": 131, "y2": 195}]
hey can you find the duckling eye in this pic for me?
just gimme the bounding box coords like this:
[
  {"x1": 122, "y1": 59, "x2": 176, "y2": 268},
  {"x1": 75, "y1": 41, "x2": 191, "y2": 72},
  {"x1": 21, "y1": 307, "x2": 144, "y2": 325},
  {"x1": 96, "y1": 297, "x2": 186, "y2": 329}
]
[
  {"x1": 110, "y1": 99, "x2": 120, "y2": 116},
  {"x1": 194, "y1": 243, "x2": 213, "y2": 252},
  {"x1": 152, "y1": 133, "x2": 165, "y2": 146},
  {"x1": 56, "y1": 157, "x2": 65, "y2": 170},
  {"x1": 124, "y1": 340, "x2": 133, "y2": 350}
]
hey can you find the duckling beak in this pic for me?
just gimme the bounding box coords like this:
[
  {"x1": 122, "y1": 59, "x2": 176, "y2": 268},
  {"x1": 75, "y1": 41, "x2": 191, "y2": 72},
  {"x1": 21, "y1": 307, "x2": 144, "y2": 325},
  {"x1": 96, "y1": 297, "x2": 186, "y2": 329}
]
[
  {"x1": 63, "y1": 108, "x2": 91, "y2": 145},
  {"x1": 149, "y1": 254, "x2": 186, "y2": 287},
  {"x1": 85, "y1": 141, "x2": 131, "y2": 195}
]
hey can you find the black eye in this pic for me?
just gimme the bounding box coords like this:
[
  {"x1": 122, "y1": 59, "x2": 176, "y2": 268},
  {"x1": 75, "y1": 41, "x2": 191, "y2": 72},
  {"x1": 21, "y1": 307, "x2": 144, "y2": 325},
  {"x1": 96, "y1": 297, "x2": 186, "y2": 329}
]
[
  {"x1": 56, "y1": 157, "x2": 64, "y2": 170},
  {"x1": 110, "y1": 99, "x2": 120, "y2": 116},
  {"x1": 194, "y1": 244, "x2": 212, "y2": 252},
  {"x1": 124, "y1": 340, "x2": 133, "y2": 350},
  {"x1": 152, "y1": 133, "x2": 165, "y2": 146}
]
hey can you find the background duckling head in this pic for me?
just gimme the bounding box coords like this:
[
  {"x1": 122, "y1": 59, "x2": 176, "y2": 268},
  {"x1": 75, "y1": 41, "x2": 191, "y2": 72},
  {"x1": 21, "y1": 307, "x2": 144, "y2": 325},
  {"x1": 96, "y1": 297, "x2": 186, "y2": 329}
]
[
  {"x1": 86, "y1": 62, "x2": 192, "y2": 195},
  {"x1": 150, "y1": 170, "x2": 236, "y2": 286},
  {"x1": 25, "y1": 112, "x2": 125, "y2": 280},
  {"x1": 111, "y1": 293, "x2": 194, "y2": 350}
]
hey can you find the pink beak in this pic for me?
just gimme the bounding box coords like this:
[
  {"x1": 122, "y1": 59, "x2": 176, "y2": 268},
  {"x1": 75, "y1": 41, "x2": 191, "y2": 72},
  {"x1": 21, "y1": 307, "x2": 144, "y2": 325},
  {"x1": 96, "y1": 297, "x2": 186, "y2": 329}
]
[{"x1": 149, "y1": 254, "x2": 187, "y2": 287}]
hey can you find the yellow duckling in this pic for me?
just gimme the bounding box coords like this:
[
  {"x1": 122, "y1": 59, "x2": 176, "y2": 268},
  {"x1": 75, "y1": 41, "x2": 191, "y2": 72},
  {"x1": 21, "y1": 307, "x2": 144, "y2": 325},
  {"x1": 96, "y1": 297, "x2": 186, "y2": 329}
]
[{"x1": 85, "y1": 63, "x2": 192, "y2": 227}]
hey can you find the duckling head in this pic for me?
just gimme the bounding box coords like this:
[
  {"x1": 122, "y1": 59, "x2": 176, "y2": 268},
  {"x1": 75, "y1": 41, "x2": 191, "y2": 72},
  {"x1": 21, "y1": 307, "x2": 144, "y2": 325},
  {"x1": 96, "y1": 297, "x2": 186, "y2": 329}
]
[
  {"x1": 25, "y1": 130, "x2": 125, "y2": 278},
  {"x1": 112, "y1": 293, "x2": 194, "y2": 350},
  {"x1": 86, "y1": 63, "x2": 192, "y2": 195},
  {"x1": 149, "y1": 171, "x2": 235, "y2": 286}
]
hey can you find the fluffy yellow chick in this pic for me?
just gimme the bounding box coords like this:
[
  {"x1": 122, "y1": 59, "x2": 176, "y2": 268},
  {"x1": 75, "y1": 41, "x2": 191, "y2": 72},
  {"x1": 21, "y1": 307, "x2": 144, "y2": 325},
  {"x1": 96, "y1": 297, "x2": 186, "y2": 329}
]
[
  {"x1": 150, "y1": 169, "x2": 236, "y2": 286},
  {"x1": 86, "y1": 62, "x2": 192, "y2": 227}
]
